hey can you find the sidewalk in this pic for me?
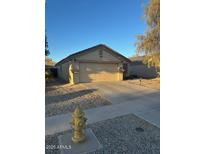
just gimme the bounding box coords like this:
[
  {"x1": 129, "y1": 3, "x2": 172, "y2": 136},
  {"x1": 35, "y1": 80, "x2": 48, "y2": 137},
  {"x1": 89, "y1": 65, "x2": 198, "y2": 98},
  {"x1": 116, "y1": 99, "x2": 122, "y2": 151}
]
[{"x1": 46, "y1": 97, "x2": 160, "y2": 136}]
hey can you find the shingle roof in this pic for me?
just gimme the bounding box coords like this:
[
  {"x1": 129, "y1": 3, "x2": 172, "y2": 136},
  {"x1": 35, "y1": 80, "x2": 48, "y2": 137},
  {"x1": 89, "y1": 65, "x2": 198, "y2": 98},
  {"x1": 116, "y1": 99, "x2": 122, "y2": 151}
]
[
  {"x1": 55, "y1": 44, "x2": 131, "y2": 66},
  {"x1": 129, "y1": 56, "x2": 145, "y2": 62}
]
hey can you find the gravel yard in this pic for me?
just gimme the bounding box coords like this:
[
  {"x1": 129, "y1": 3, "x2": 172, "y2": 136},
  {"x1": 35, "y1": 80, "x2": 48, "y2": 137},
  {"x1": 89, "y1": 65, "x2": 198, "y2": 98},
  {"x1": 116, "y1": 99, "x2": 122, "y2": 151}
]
[
  {"x1": 45, "y1": 79, "x2": 111, "y2": 117},
  {"x1": 45, "y1": 114, "x2": 160, "y2": 154}
]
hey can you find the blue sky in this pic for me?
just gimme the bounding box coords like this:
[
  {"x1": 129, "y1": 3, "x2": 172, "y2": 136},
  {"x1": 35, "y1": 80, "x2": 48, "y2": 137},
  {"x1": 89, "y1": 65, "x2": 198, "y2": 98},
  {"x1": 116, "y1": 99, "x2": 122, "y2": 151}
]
[{"x1": 46, "y1": 0, "x2": 148, "y2": 62}]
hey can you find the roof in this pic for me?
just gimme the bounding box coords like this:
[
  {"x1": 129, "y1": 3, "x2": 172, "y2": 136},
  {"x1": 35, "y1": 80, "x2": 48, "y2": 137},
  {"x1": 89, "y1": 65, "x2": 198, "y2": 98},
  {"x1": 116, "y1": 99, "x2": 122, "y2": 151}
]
[
  {"x1": 45, "y1": 65, "x2": 56, "y2": 68},
  {"x1": 129, "y1": 56, "x2": 145, "y2": 65},
  {"x1": 55, "y1": 44, "x2": 131, "y2": 66},
  {"x1": 129, "y1": 56, "x2": 144, "y2": 62}
]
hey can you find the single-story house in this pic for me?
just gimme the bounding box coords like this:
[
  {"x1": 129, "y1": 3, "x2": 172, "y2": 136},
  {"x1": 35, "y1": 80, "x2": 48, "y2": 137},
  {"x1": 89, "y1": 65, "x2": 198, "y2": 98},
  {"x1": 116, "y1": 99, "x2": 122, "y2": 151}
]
[
  {"x1": 129, "y1": 56, "x2": 158, "y2": 78},
  {"x1": 55, "y1": 44, "x2": 131, "y2": 84}
]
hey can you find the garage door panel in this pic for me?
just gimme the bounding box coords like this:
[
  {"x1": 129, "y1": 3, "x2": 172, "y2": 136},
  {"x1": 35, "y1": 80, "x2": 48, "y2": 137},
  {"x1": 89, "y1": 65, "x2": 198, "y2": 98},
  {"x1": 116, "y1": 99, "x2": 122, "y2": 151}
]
[{"x1": 79, "y1": 63, "x2": 118, "y2": 82}]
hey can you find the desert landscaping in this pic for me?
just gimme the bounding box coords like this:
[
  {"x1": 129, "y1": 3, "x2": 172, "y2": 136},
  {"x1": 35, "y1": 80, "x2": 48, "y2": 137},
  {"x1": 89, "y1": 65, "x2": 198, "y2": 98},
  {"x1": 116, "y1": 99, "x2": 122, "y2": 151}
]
[
  {"x1": 46, "y1": 79, "x2": 111, "y2": 117},
  {"x1": 45, "y1": 78, "x2": 160, "y2": 154}
]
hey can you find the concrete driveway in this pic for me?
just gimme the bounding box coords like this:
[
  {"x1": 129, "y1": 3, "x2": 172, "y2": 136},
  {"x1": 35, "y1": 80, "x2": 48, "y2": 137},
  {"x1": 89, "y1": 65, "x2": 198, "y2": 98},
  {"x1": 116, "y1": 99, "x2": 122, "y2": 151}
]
[
  {"x1": 83, "y1": 81, "x2": 160, "y2": 126},
  {"x1": 46, "y1": 81, "x2": 160, "y2": 136},
  {"x1": 83, "y1": 81, "x2": 159, "y2": 105}
]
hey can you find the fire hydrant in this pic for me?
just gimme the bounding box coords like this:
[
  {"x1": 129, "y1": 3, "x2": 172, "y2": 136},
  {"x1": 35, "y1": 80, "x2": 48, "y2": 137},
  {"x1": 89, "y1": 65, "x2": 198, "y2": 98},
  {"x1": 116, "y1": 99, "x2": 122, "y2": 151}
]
[{"x1": 70, "y1": 106, "x2": 87, "y2": 143}]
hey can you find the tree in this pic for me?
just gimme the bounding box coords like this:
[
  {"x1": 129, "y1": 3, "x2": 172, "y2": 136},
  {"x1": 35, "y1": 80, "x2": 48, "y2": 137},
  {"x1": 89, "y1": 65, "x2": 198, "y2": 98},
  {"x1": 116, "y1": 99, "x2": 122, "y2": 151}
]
[
  {"x1": 137, "y1": 0, "x2": 160, "y2": 71},
  {"x1": 45, "y1": 34, "x2": 50, "y2": 56}
]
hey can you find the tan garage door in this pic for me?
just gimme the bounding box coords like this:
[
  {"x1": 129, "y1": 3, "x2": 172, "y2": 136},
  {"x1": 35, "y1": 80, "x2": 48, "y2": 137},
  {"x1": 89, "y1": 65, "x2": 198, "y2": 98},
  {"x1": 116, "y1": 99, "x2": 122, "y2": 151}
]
[{"x1": 79, "y1": 63, "x2": 119, "y2": 82}]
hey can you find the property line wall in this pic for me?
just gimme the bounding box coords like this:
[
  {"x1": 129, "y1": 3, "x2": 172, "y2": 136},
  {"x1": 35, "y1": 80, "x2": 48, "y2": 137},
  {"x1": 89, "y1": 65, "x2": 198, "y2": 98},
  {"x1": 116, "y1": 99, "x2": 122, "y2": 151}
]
[{"x1": 129, "y1": 63, "x2": 158, "y2": 78}]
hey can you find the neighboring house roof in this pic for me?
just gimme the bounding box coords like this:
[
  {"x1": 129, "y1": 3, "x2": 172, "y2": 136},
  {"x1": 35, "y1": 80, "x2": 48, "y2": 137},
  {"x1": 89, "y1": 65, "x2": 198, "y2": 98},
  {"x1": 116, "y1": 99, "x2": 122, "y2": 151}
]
[
  {"x1": 55, "y1": 44, "x2": 131, "y2": 66},
  {"x1": 129, "y1": 56, "x2": 145, "y2": 65},
  {"x1": 129, "y1": 56, "x2": 144, "y2": 61}
]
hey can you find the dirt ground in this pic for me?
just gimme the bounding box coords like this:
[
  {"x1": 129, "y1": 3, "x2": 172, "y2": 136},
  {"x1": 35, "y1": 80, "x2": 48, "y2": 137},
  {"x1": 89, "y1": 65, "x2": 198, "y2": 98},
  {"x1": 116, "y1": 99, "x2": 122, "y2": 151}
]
[{"x1": 127, "y1": 78, "x2": 160, "y2": 90}]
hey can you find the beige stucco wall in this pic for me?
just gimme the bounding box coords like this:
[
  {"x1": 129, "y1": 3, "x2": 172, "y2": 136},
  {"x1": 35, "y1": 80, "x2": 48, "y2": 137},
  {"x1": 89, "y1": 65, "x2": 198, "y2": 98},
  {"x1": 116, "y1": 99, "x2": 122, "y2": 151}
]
[
  {"x1": 70, "y1": 61, "x2": 80, "y2": 84},
  {"x1": 77, "y1": 49, "x2": 123, "y2": 83},
  {"x1": 58, "y1": 49, "x2": 125, "y2": 84},
  {"x1": 68, "y1": 63, "x2": 74, "y2": 84},
  {"x1": 76, "y1": 49, "x2": 121, "y2": 62},
  {"x1": 57, "y1": 62, "x2": 69, "y2": 82},
  {"x1": 118, "y1": 63, "x2": 123, "y2": 80}
]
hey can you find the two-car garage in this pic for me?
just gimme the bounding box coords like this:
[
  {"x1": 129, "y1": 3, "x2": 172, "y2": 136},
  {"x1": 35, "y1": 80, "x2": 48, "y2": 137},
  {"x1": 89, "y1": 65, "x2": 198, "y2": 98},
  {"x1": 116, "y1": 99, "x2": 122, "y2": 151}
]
[
  {"x1": 79, "y1": 62, "x2": 119, "y2": 83},
  {"x1": 56, "y1": 44, "x2": 131, "y2": 84}
]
